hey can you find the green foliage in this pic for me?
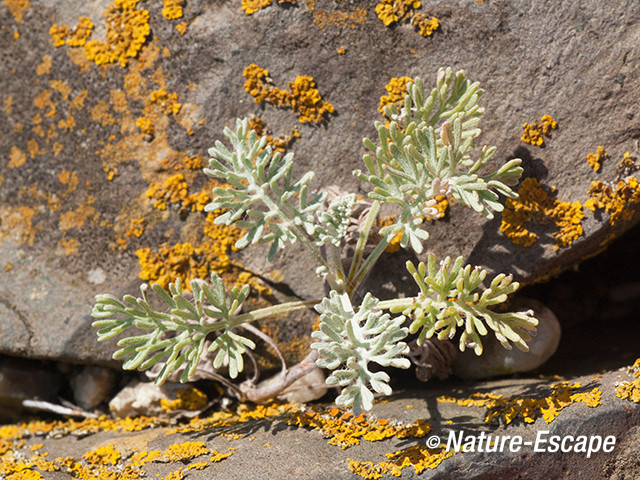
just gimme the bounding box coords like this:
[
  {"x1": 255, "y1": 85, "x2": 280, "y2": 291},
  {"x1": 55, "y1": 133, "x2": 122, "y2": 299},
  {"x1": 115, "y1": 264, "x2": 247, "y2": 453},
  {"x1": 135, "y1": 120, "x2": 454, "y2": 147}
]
[
  {"x1": 93, "y1": 67, "x2": 540, "y2": 413},
  {"x1": 355, "y1": 67, "x2": 523, "y2": 253},
  {"x1": 204, "y1": 118, "x2": 326, "y2": 261},
  {"x1": 393, "y1": 255, "x2": 538, "y2": 355},
  {"x1": 92, "y1": 273, "x2": 255, "y2": 384},
  {"x1": 311, "y1": 291, "x2": 410, "y2": 414}
]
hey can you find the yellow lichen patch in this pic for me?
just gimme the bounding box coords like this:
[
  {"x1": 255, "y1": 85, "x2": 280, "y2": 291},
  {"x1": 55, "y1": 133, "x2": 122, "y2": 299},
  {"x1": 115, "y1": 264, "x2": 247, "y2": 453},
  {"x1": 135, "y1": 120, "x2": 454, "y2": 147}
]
[
  {"x1": 375, "y1": 0, "x2": 420, "y2": 26},
  {"x1": 349, "y1": 445, "x2": 452, "y2": 478},
  {"x1": 287, "y1": 408, "x2": 430, "y2": 449},
  {"x1": 586, "y1": 145, "x2": 607, "y2": 172},
  {"x1": 521, "y1": 114, "x2": 557, "y2": 146},
  {"x1": 242, "y1": 0, "x2": 271, "y2": 14},
  {"x1": 161, "y1": 387, "x2": 208, "y2": 413},
  {"x1": 150, "y1": 89, "x2": 182, "y2": 115},
  {"x1": 378, "y1": 76, "x2": 412, "y2": 115},
  {"x1": 36, "y1": 55, "x2": 52, "y2": 75},
  {"x1": 439, "y1": 382, "x2": 602, "y2": 425},
  {"x1": 3, "y1": 0, "x2": 31, "y2": 22},
  {"x1": 58, "y1": 195, "x2": 97, "y2": 231},
  {"x1": 49, "y1": 80, "x2": 72, "y2": 101},
  {"x1": 65, "y1": 0, "x2": 150, "y2": 67},
  {"x1": 82, "y1": 444, "x2": 121, "y2": 466},
  {"x1": 243, "y1": 64, "x2": 334, "y2": 123},
  {"x1": 500, "y1": 177, "x2": 584, "y2": 249},
  {"x1": 136, "y1": 116, "x2": 154, "y2": 136},
  {"x1": 0, "y1": 205, "x2": 38, "y2": 245},
  {"x1": 312, "y1": 8, "x2": 367, "y2": 31},
  {"x1": 616, "y1": 151, "x2": 638, "y2": 177},
  {"x1": 412, "y1": 13, "x2": 439, "y2": 36},
  {"x1": 65, "y1": 17, "x2": 94, "y2": 47},
  {"x1": 58, "y1": 237, "x2": 79, "y2": 255},
  {"x1": 145, "y1": 174, "x2": 210, "y2": 212},
  {"x1": 175, "y1": 21, "x2": 188, "y2": 34},
  {"x1": 242, "y1": 0, "x2": 296, "y2": 14},
  {"x1": 33, "y1": 89, "x2": 56, "y2": 117},
  {"x1": 8, "y1": 145, "x2": 26, "y2": 168},
  {"x1": 616, "y1": 358, "x2": 640, "y2": 403},
  {"x1": 136, "y1": 233, "x2": 241, "y2": 290},
  {"x1": 162, "y1": 0, "x2": 184, "y2": 19},
  {"x1": 248, "y1": 116, "x2": 300, "y2": 153},
  {"x1": 584, "y1": 177, "x2": 640, "y2": 226}
]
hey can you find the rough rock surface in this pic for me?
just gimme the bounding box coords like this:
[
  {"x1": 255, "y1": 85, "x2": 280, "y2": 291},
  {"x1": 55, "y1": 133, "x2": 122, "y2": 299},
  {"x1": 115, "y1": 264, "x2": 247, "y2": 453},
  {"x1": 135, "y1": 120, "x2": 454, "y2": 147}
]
[
  {"x1": 0, "y1": 365, "x2": 638, "y2": 479},
  {"x1": 1, "y1": 0, "x2": 640, "y2": 366}
]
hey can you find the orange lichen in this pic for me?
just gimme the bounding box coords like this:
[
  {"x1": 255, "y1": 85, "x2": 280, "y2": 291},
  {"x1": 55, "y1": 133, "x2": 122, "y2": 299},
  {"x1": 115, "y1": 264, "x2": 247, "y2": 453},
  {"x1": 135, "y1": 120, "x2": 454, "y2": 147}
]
[
  {"x1": 287, "y1": 408, "x2": 430, "y2": 449},
  {"x1": 349, "y1": 444, "x2": 453, "y2": 478},
  {"x1": 412, "y1": 13, "x2": 439, "y2": 36},
  {"x1": 616, "y1": 358, "x2": 640, "y2": 403},
  {"x1": 242, "y1": 0, "x2": 271, "y2": 14},
  {"x1": 175, "y1": 22, "x2": 188, "y2": 34},
  {"x1": 82, "y1": 0, "x2": 150, "y2": 67},
  {"x1": 521, "y1": 114, "x2": 557, "y2": 146},
  {"x1": 8, "y1": 145, "x2": 26, "y2": 168},
  {"x1": 586, "y1": 146, "x2": 607, "y2": 172},
  {"x1": 66, "y1": 17, "x2": 94, "y2": 47},
  {"x1": 36, "y1": 55, "x2": 52, "y2": 75},
  {"x1": 82, "y1": 444, "x2": 121, "y2": 466},
  {"x1": 375, "y1": 0, "x2": 420, "y2": 26},
  {"x1": 136, "y1": 116, "x2": 154, "y2": 136},
  {"x1": 243, "y1": 64, "x2": 334, "y2": 123},
  {"x1": 145, "y1": 174, "x2": 209, "y2": 212},
  {"x1": 248, "y1": 116, "x2": 300, "y2": 153},
  {"x1": 378, "y1": 76, "x2": 412, "y2": 114},
  {"x1": 58, "y1": 195, "x2": 97, "y2": 231},
  {"x1": 162, "y1": 0, "x2": 184, "y2": 19},
  {"x1": 312, "y1": 8, "x2": 367, "y2": 30},
  {"x1": 584, "y1": 177, "x2": 640, "y2": 226},
  {"x1": 150, "y1": 89, "x2": 182, "y2": 115},
  {"x1": 3, "y1": 0, "x2": 31, "y2": 22},
  {"x1": 439, "y1": 382, "x2": 601, "y2": 425},
  {"x1": 242, "y1": 0, "x2": 296, "y2": 14},
  {"x1": 500, "y1": 177, "x2": 584, "y2": 249},
  {"x1": 160, "y1": 387, "x2": 208, "y2": 412},
  {"x1": 616, "y1": 151, "x2": 638, "y2": 177}
]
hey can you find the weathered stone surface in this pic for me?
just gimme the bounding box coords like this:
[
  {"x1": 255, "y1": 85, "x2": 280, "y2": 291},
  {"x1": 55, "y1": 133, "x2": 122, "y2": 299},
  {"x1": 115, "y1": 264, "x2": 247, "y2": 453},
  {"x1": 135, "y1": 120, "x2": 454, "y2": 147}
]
[
  {"x1": 1, "y1": 365, "x2": 639, "y2": 479},
  {"x1": 1, "y1": 0, "x2": 640, "y2": 367}
]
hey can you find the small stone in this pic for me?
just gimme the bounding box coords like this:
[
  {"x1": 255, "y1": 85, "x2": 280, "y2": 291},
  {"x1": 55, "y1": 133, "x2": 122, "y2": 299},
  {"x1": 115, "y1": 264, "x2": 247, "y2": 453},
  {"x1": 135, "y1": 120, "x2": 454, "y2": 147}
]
[
  {"x1": 109, "y1": 380, "x2": 189, "y2": 418},
  {"x1": 70, "y1": 365, "x2": 117, "y2": 409},
  {"x1": 452, "y1": 298, "x2": 561, "y2": 379}
]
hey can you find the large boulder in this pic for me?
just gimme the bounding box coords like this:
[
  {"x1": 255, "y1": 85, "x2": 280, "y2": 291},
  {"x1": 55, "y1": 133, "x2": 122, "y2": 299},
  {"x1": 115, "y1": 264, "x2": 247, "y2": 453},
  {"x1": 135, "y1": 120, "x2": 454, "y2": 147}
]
[{"x1": 1, "y1": 0, "x2": 640, "y2": 364}]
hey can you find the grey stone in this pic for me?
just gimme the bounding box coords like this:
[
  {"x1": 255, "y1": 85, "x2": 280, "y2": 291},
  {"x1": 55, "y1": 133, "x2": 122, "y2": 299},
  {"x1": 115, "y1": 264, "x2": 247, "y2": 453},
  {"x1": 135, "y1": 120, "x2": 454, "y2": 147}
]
[
  {"x1": 70, "y1": 365, "x2": 118, "y2": 409},
  {"x1": 1, "y1": 0, "x2": 639, "y2": 370}
]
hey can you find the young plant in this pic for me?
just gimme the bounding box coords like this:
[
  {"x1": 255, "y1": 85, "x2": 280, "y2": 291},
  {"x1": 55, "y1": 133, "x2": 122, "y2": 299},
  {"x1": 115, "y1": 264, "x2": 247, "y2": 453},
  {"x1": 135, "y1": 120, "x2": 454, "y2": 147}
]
[{"x1": 92, "y1": 67, "x2": 538, "y2": 414}]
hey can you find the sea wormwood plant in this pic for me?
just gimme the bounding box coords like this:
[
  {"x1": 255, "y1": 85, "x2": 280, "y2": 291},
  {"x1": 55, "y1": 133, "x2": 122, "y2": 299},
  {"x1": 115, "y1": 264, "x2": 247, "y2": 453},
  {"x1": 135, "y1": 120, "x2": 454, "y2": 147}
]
[{"x1": 93, "y1": 68, "x2": 538, "y2": 414}]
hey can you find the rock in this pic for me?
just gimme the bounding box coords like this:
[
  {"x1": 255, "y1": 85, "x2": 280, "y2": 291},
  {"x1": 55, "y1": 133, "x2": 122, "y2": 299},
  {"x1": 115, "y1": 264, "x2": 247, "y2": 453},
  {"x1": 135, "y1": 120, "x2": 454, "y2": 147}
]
[
  {"x1": 452, "y1": 298, "x2": 561, "y2": 379},
  {"x1": 2, "y1": 0, "x2": 640, "y2": 370},
  {"x1": 0, "y1": 357, "x2": 61, "y2": 421},
  {"x1": 108, "y1": 380, "x2": 203, "y2": 418},
  {"x1": 69, "y1": 365, "x2": 118, "y2": 409},
  {"x1": 257, "y1": 366, "x2": 328, "y2": 404}
]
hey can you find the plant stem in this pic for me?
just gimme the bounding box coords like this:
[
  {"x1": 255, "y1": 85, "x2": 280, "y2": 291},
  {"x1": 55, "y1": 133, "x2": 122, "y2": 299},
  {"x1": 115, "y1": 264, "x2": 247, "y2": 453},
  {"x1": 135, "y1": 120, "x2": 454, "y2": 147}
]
[
  {"x1": 228, "y1": 298, "x2": 320, "y2": 327},
  {"x1": 346, "y1": 200, "x2": 380, "y2": 293}
]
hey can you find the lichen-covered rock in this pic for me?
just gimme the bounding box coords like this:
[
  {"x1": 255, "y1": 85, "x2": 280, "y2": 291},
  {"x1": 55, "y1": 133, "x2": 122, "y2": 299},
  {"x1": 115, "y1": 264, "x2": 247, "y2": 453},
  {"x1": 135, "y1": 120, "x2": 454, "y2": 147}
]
[
  {"x1": 1, "y1": 0, "x2": 640, "y2": 366},
  {"x1": 452, "y1": 298, "x2": 561, "y2": 379}
]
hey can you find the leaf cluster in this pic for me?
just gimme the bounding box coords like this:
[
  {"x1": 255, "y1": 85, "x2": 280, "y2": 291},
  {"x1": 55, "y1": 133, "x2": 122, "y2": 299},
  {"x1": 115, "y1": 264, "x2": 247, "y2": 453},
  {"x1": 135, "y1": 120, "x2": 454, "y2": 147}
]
[
  {"x1": 393, "y1": 255, "x2": 538, "y2": 355},
  {"x1": 92, "y1": 273, "x2": 255, "y2": 384},
  {"x1": 355, "y1": 67, "x2": 523, "y2": 253},
  {"x1": 204, "y1": 118, "x2": 326, "y2": 261},
  {"x1": 311, "y1": 291, "x2": 410, "y2": 414}
]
